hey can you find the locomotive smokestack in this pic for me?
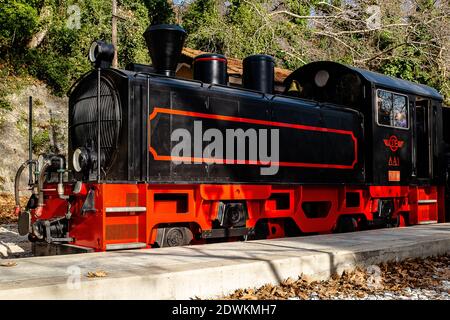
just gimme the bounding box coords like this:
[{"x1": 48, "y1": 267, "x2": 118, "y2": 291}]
[
  {"x1": 143, "y1": 24, "x2": 187, "y2": 77},
  {"x1": 243, "y1": 54, "x2": 275, "y2": 94}
]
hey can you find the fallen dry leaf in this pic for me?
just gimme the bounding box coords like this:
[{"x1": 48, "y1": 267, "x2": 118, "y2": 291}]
[
  {"x1": 86, "y1": 270, "x2": 108, "y2": 278},
  {"x1": 0, "y1": 261, "x2": 17, "y2": 267},
  {"x1": 224, "y1": 254, "x2": 450, "y2": 300},
  {"x1": 0, "y1": 194, "x2": 28, "y2": 224}
]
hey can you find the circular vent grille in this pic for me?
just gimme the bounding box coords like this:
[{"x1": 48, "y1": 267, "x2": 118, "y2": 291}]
[{"x1": 69, "y1": 75, "x2": 121, "y2": 172}]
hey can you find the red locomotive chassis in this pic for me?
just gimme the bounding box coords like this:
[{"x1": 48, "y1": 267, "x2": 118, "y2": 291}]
[{"x1": 34, "y1": 183, "x2": 443, "y2": 252}]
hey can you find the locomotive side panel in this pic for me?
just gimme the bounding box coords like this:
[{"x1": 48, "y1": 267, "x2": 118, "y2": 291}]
[{"x1": 146, "y1": 80, "x2": 364, "y2": 184}]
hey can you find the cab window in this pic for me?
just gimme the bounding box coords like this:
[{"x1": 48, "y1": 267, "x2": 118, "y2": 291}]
[{"x1": 376, "y1": 89, "x2": 408, "y2": 129}]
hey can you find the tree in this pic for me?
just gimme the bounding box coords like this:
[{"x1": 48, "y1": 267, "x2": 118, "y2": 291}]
[
  {"x1": 143, "y1": 0, "x2": 175, "y2": 24},
  {"x1": 0, "y1": 1, "x2": 176, "y2": 96},
  {"x1": 180, "y1": 0, "x2": 450, "y2": 104},
  {"x1": 0, "y1": 0, "x2": 39, "y2": 54}
]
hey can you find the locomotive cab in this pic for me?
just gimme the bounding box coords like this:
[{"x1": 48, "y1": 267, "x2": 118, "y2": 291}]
[
  {"x1": 283, "y1": 61, "x2": 444, "y2": 186},
  {"x1": 284, "y1": 61, "x2": 445, "y2": 225}
]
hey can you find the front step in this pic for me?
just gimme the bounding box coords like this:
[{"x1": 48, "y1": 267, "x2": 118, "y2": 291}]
[
  {"x1": 105, "y1": 242, "x2": 147, "y2": 251},
  {"x1": 410, "y1": 186, "x2": 439, "y2": 224},
  {"x1": 418, "y1": 199, "x2": 437, "y2": 204},
  {"x1": 417, "y1": 220, "x2": 438, "y2": 225}
]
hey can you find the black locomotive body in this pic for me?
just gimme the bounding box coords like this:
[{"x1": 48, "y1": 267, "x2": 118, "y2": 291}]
[
  {"x1": 69, "y1": 68, "x2": 364, "y2": 185},
  {"x1": 69, "y1": 59, "x2": 445, "y2": 188}
]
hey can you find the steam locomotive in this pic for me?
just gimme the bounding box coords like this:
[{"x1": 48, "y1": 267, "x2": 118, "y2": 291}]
[{"x1": 14, "y1": 24, "x2": 449, "y2": 255}]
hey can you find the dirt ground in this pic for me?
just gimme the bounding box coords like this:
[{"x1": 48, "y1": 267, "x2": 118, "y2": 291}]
[{"x1": 224, "y1": 255, "x2": 450, "y2": 300}]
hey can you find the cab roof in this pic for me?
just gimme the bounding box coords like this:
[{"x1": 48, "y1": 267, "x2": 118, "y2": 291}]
[{"x1": 283, "y1": 61, "x2": 443, "y2": 102}]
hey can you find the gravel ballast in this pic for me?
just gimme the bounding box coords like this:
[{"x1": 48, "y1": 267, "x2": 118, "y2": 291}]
[{"x1": 0, "y1": 223, "x2": 31, "y2": 259}]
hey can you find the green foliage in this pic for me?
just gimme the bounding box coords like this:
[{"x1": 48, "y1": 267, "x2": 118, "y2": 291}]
[
  {"x1": 117, "y1": 0, "x2": 153, "y2": 67},
  {"x1": 32, "y1": 129, "x2": 51, "y2": 154},
  {"x1": 182, "y1": 0, "x2": 324, "y2": 71},
  {"x1": 26, "y1": 49, "x2": 73, "y2": 96},
  {"x1": 0, "y1": 98, "x2": 13, "y2": 111},
  {"x1": 183, "y1": 1, "x2": 294, "y2": 64},
  {"x1": 182, "y1": 0, "x2": 216, "y2": 32},
  {"x1": 0, "y1": 64, "x2": 33, "y2": 113},
  {"x1": 14, "y1": 109, "x2": 61, "y2": 154},
  {"x1": 0, "y1": 0, "x2": 174, "y2": 96},
  {"x1": 380, "y1": 49, "x2": 447, "y2": 102},
  {"x1": 0, "y1": 0, "x2": 39, "y2": 52},
  {"x1": 284, "y1": 0, "x2": 321, "y2": 26},
  {"x1": 15, "y1": 111, "x2": 29, "y2": 138},
  {"x1": 380, "y1": 56, "x2": 427, "y2": 84},
  {"x1": 142, "y1": 0, "x2": 175, "y2": 24},
  {"x1": 182, "y1": 0, "x2": 225, "y2": 52},
  {"x1": 377, "y1": 31, "x2": 396, "y2": 51}
]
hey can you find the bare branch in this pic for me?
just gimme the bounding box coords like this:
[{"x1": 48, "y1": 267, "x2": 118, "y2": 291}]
[{"x1": 268, "y1": 10, "x2": 341, "y2": 20}]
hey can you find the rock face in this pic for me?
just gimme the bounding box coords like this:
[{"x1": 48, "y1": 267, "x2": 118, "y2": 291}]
[{"x1": 0, "y1": 79, "x2": 68, "y2": 193}]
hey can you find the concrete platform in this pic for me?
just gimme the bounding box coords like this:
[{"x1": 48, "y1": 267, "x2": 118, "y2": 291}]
[{"x1": 0, "y1": 223, "x2": 449, "y2": 299}]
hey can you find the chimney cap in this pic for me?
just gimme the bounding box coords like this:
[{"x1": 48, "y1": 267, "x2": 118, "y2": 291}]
[
  {"x1": 243, "y1": 54, "x2": 275, "y2": 63},
  {"x1": 144, "y1": 24, "x2": 186, "y2": 34}
]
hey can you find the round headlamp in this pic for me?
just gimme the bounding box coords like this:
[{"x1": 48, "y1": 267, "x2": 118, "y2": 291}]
[
  {"x1": 88, "y1": 40, "x2": 115, "y2": 68},
  {"x1": 73, "y1": 148, "x2": 89, "y2": 172}
]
